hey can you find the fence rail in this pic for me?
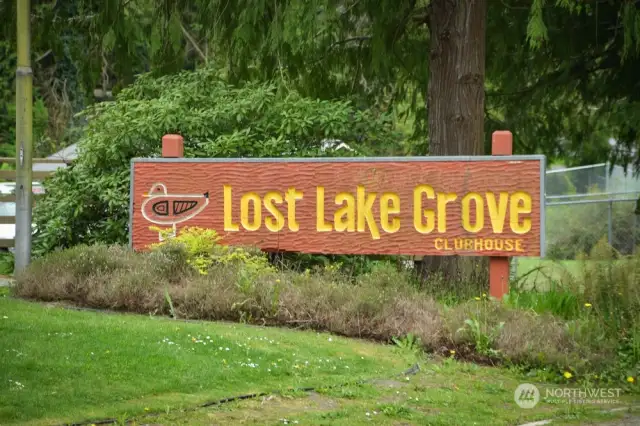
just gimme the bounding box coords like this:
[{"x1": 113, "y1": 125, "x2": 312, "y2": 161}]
[
  {"x1": 0, "y1": 157, "x2": 72, "y2": 164},
  {"x1": 0, "y1": 170, "x2": 53, "y2": 180},
  {"x1": 542, "y1": 162, "x2": 640, "y2": 260},
  {"x1": 0, "y1": 157, "x2": 71, "y2": 249}
]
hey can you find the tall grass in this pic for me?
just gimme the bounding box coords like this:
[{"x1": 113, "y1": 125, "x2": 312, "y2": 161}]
[
  {"x1": 6, "y1": 246, "x2": 637, "y2": 378},
  {"x1": 506, "y1": 239, "x2": 640, "y2": 382},
  {"x1": 508, "y1": 240, "x2": 639, "y2": 324},
  {"x1": 10, "y1": 229, "x2": 640, "y2": 385}
]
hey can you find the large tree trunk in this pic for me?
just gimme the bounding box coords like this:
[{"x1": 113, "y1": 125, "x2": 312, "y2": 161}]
[
  {"x1": 417, "y1": 0, "x2": 488, "y2": 284},
  {"x1": 428, "y1": 0, "x2": 486, "y2": 156}
]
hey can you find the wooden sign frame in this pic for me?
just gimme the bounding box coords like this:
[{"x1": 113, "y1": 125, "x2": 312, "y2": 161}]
[{"x1": 129, "y1": 157, "x2": 546, "y2": 257}]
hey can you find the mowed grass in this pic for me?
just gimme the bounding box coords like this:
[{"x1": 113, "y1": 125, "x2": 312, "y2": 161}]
[
  {"x1": 1, "y1": 296, "x2": 637, "y2": 426},
  {"x1": 0, "y1": 297, "x2": 415, "y2": 425},
  {"x1": 136, "y1": 363, "x2": 639, "y2": 426}
]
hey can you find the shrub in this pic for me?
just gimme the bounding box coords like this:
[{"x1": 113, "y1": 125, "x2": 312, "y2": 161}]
[
  {"x1": 14, "y1": 244, "x2": 172, "y2": 309},
  {"x1": 273, "y1": 252, "x2": 410, "y2": 277},
  {"x1": 149, "y1": 226, "x2": 274, "y2": 277},
  {"x1": 13, "y1": 239, "x2": 637, "y2": 383},
  {"x1": 32, "y1": 66, "x2": 403, "y2": 255}
]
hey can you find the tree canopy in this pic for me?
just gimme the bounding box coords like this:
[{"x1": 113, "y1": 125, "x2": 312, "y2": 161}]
[
  {"x1": 2, "y1": 0, "x2": 640, "y2": 171},
  {"x1": 31, "y1": 67, "x2": 402, "y2": 252}
]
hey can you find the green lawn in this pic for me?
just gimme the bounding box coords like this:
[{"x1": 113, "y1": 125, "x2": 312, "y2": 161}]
[
  {"x1": 515, "y1": 257, "x2": 585, "y2": 289},
  {"x1": 0, "y1": 296, "x2": 637, "y2": 426},
  {"x1": 141, "y1": 365, "x2": 639, "y2": 426}
]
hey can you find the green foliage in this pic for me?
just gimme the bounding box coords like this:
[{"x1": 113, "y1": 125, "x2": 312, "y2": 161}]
[
  {"x1": 149, "y1": 226, "x2": 277, "y2": 324},
  {"x1": 0, "y1": 41, "x2": 50, "y2": 159},
  {"x1": 150, "y1": 226, "x2": 224, "y2": 275},
  {"x1": 32, "y1": 66, "x2": 402, "y2": 254},
  {"x1": 4, "y1": 1, "x2": 640, "y2": 166},
  {"x1": 2, "y1": 99, "x2": 50, "y2": 157},
  {"x1": 376, "y1": 403, "x2": 413, "y2": 419},
  {"x1": 0, "y1": 40, "x2": 16, "y2": 156},
  {"x1": 503, "y1": 285, "x2": 580, "y2": 320},
  {"x1": 0, "y1": 251, "x2": 14, "y2": 275},
  {"x1": 456, "y1": 316, "x2": 505, "y2": 358},
  {"x1": 487, "y1": 1, "x2": 640, "y2": 172},
  {"x1": 275, "y1": 252, "x2": 407, "y2": 277},
  {"x1": 163, "y1": 284, "x2": 176, "y2": 319},
  {"x1": 150, "y1": 226, "x2": 274, "y2": 277},
  {"x1": 510, "y1": 244, "x2": 640, "y2": 384},
  {"x1": 515, "y1": 241, "x2": 640, "y2": 333},
  {"x1": 391, "y1": 333, "x2": 422, "y2": 355}
]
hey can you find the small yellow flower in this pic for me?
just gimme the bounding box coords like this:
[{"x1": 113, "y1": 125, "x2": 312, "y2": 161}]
[
  {"x1": 627, "y1": 376, "x2": 635, "y2": 383},
  {"x1": 144, "y1": 407, "x2": 150, "y2": 412},
  {"x1": 563, "y1": 371, "x2": 573, "y2": 379},
  {"x1": 275, "y1": 279, "x2": 281, "y2": 283},
  {"x1": 482, "y1": 293, "x2": 487, "y2": 298},
  {"x1": 474, "y1": 297, "x2": 481, "y2": 301},
  {"x1": 449, "y1": 350, "x2": 456, "y2": 355},
  {"x1": 584, "y1": 303, "x2": 592, "y2": 308}
]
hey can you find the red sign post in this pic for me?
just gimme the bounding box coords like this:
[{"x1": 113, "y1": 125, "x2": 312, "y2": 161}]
[
  {"x1": 130, "y1": 132, "x2": 545, "y2": 299},
  {"x1": 490, "y1": 131, "x2": 515, "y2": 299}
]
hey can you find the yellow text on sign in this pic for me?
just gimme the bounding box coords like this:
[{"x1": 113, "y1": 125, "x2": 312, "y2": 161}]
[
  {"x1": 222, "y1": 184, "x2": 534, "y2": 239},
  {"x1": 316, "y1": 186, "x2": 400, "y2": 240},
  {"x1": 434, "y1": 237, "x2": 525, "y2": 252},
  {"x1": 412, "y1": 185, "x2": 532, "y2": 235},
  {"x1": 223, "y1": 185, "x2": 303, "y2": 232}
]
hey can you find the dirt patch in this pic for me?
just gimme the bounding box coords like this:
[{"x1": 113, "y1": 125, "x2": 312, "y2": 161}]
[
  {"x1": 195, "y1": 393, "x2": 341, "y2": 425},
  {"x1": 307, "y1": 392, "x2": 340, "y2": 410},
  {"x1": 254, "y1": 392, "x2": 339, "y2": 413},
  {"x1": 371, "y1": 379, "x2": 408, "y2": 389}
]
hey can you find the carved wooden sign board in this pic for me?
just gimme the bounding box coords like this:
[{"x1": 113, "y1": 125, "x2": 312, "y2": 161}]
[{"x1": 129, "y1": 156, "x2": 546, "y2": 257}]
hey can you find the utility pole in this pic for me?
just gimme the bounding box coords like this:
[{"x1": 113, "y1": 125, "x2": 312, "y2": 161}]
[{"x1": 15, "y1": 0, "x2": 33, "y2": 272}]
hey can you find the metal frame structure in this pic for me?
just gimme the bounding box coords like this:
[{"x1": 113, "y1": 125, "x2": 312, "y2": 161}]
[{"x1": 544, "y1": 162, "x2": 640, "y2": 252}]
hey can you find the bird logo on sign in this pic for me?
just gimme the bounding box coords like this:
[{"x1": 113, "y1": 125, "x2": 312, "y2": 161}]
[{"x1": 141, "y1": 183, "x2": 209, "y2": 240}]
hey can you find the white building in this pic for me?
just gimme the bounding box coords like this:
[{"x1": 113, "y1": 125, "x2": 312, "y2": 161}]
[{"x1": 33, "y1": 143, "x2": 78, "y2": 172}]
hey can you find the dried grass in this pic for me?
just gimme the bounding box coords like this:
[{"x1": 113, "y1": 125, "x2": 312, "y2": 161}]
[{"x1": 13, "y1": 244, "x2": 615, "y2": 371}]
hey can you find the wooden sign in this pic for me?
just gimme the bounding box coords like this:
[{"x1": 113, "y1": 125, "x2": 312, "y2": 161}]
[{"x1": 129, "y1": 156, "x2": 546, "y2": 257}]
